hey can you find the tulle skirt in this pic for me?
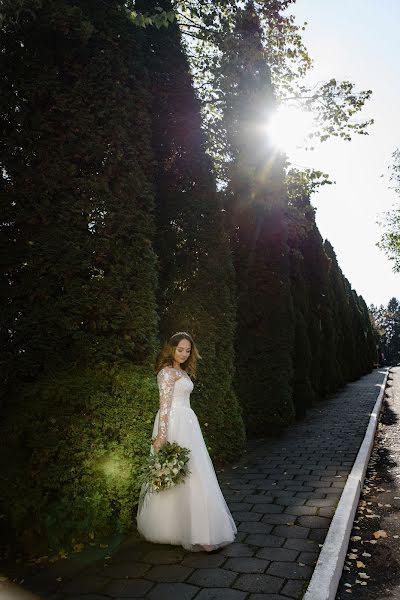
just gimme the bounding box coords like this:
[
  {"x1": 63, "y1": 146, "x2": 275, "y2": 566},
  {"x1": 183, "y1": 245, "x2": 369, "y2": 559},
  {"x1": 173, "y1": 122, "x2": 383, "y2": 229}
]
[{"x1": 136, "y1": 405, "x2": 237, "y2": 551}]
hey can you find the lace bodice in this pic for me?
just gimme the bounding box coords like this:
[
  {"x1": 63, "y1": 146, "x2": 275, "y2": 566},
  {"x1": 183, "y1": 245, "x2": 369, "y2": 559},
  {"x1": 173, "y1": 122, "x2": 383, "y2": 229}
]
[{"x1": 156, "y1": 367, "x2": 194, "y2": 443}]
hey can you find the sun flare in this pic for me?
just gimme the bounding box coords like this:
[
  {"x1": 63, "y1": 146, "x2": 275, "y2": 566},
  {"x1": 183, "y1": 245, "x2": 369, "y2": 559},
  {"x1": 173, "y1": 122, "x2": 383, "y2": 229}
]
[{"x1": 267, "y1": 105, "x2": 315, "y2": 155}]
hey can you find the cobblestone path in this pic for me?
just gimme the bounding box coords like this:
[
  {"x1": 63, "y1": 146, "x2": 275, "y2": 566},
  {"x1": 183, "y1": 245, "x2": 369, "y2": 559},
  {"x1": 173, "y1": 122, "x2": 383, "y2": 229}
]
[{"x1": 7, "y1": 369, "x2": 388, "y2": 600}]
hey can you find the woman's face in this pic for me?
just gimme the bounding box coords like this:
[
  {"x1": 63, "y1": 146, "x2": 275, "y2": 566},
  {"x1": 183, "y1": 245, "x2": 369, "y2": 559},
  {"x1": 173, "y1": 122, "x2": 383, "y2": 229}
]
[{"x1": 174, "y1": 338, "x2": 191, "y2": 365}]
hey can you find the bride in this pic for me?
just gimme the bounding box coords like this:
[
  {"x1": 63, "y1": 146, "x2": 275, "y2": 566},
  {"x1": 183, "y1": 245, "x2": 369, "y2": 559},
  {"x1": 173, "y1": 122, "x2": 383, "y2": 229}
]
[{"x1": 136, "y1": 332, "x2": 237, "y2": 552}]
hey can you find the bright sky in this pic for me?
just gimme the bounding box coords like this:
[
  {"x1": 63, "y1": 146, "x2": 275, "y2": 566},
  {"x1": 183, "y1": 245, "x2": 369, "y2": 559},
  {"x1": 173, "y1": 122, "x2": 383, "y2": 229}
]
[{"x1": 284, "y1": 0, "x2": 400, "y2": 308}]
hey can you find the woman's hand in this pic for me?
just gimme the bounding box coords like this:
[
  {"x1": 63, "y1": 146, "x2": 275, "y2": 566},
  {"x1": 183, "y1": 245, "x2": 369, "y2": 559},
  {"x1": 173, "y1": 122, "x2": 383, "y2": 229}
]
[{"x1": 152, "y1": 436, "x2": 164, "y2": 453}]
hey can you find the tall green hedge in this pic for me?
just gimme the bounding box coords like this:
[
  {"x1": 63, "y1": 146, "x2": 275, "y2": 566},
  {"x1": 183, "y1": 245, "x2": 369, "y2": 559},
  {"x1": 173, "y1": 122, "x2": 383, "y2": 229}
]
[
  {"x1": 220, "y1": 5, "x2": 295, "y2": 434},
  {"x1": 0, "y1": 0, "x2": 160, "y2": 554},
  {"x1": 138, "y1": 0, "x2": 245, "y2": 461},
  {"x1": 0, "y1": 365, "x2": 158, "y2": 553},
  {"x1": 0, "y1": 0, "x2": 158, "y2": 398}
]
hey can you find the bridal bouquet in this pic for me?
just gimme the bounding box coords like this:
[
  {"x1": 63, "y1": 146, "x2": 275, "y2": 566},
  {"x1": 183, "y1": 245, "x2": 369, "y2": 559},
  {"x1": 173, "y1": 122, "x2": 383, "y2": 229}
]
[{"x1": 139, "y1": 441, "x2": 191, "y2": 494}]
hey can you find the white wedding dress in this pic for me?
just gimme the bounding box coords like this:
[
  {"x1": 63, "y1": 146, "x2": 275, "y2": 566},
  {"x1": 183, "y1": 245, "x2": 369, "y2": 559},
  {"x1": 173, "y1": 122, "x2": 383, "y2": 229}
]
[{"x1": 136, "y1": 366, "x2": 237, "y2": 551}]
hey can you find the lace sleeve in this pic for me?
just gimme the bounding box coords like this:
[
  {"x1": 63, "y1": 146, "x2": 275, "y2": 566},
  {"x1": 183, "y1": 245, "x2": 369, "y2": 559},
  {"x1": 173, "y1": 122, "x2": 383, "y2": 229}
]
[{"x1": 156, "y1": 367, "x2": 179, "y2": 443}]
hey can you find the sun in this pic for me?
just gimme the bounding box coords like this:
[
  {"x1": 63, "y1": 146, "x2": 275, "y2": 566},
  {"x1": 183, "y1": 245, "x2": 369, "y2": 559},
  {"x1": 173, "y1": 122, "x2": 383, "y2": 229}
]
[{"x1": 267, "y1": 105, "x2": 315, "y2": 155}]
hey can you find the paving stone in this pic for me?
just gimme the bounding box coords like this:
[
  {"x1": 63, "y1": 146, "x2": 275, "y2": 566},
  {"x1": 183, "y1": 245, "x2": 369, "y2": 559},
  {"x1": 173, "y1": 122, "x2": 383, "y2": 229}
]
[
  {"x1": 103, "y1": 578, "x2": 154, "y2": 597},
  {"x1": 245, "y1": 534, "x2": 285, "y2": 548},
  {"x1": 298, "y1": 551, "x2": 318, "y2": 565},
  {"x1": 266, "y1": 561, "x2": 313, "y2": 579},
  {"x1": 272, "y1": 525, "x2": 309, "y2": 539},
  {"x1": 325, "y1": 492, "x2": 341, "y2": 501},
  {"x1": 61, "y1": 575, "x2": 109, "y2": 594},
  {"x1": 238, "y1": 522, "x2": 273, "y2": 534},
  {"x1": 283, "y1": 485, "x2": 315, "y2": 492},
  {"x1": 219, "y1": 543, "x2": 256, "y2": 557},
  {"x1": 227, "y1": 503, "x2": 254, "y2": 511},
  {"x1": 295, "y1": 491, "x2": 326, "y2": 499},
  {"x1": 274, "y1": 497, "x2": 305, "y2": 506},
  {"x1": 233, "y1": 573, "x2": 284, "y2": 593},
  {"x1": 297, "y1": 515, "x2": 331, "y2": 529},
  {"x1": 140, "y1": 548, "x2": 187, "y2": 565},
  {"x1": 305, "y1": 497, "x2": 335, "y2": 507},
  {"x1": 224, "y1": 557, "x2": 269, "y2": 573},
  {"x1": 294, "y1": 474, "x2": 320, "y2": 481},
  {"x1": 281, "y1": 578, "x2": 307, "y2": 598},
  {"x1": 187, "y1": 568, "x2": 236, "y2": 587},
  {"x1": 267, "y1": 489, "x2": 296, "y2": 498},
  {"x1": 331, "y1": 480, "x2": 346, "y2": 488},
  {"x1": 261, "y1": 514, "x2": 296, "y2": 526},
  {"x1": 64, "y1": 595, "x2": 109, "y2": 600},
  {"x1": 147, "y1": 582, "x2": 199, "y2": 600},
  {"x1": 145, "y1": 564, "x2": 193, "y2": 582},
  {"x1": 283, "y1": 505, "x2": 318, "y2": 516},
  {"x1": 255, "y1": 547, "x2": 298, "y2": 562},
  {"x1": 251, "y1": 504, "x2": 284, "y2": 514},
  {"x1": 109, "y1": 541, "x2": 154, "y2": 563},
  {"x1": 231, "y1": 483, "x2": 259, "y2": 491},
  {"x1": 232, "y1": 511, "x2": 262, "y2": 522},
  {"x1": 40, "y1": 559, "x2": 87, "y2": 580},
  {"x1": 100, "y1": 562, "x2": 151, "y2": 578},
  {"x1": 307, "y1": 480, "x2": 333, "y2": 488},
  {"x1": 283, "y1": 538, "x2": 320, "y2": 552},
  {"x1": 225, "y1": 494, "x2": 248, "y2": 502},
  {"x1": 244, "y1": 495, "x2": 274, "y2": 503},
  {"x1": 22, "y1": 572, "x2": 61, "y2": 595},
  {"x1": 314, "y1": 487, "x2": 337, "y2": 495},
  {"x1": 248, "y1": 595, "x2": 287, "y2": 600},
  {"x1": 195, "y1": 589, "x2": 247, "y2": 600},
  {"x1": 318, "y1": 507, "x2": 335, "y2": 518},
  {"x1": 308, "y1": 528, "x2": 328, "y2": 543},
  {"x1": 182, "y1": 554, "x2": 226, "y2": 569}
]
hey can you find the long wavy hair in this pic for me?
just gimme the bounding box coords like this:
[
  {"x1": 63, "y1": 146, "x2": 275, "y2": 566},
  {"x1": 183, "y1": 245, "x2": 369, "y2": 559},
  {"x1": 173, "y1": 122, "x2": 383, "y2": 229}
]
[{"x1": 156, "y1": 332, "x2": 201, "y2": 377}]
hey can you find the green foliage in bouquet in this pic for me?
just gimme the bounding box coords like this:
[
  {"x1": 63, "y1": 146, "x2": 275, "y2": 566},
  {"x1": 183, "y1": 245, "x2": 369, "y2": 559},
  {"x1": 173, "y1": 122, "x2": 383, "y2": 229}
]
[{"x1": 138, "y1": 442, "x2": 191, "y2": 495}]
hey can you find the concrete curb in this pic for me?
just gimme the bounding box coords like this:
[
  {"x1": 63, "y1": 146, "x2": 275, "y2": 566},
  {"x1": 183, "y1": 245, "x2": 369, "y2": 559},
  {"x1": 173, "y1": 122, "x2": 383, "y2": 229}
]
[{"x1": 303, "y1": 368, "x2": 390, "y2": 600}]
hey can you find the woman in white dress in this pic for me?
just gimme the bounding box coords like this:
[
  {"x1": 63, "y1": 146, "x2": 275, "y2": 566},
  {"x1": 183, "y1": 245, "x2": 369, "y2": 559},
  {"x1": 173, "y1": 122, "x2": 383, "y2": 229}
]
[{"x1": 136, "y1": 332, "x2": 237, "y2": 552}]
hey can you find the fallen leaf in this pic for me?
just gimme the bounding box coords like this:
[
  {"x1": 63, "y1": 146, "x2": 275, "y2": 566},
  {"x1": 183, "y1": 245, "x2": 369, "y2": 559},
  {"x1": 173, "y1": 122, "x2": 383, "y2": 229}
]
[
  {"x1": 373, "y1": 530, "x2": 388, "y2": 539},
  {"x1": 356, "y1": 561, "x2": 366, "y2": 568},
  {"x1": 358, "y1": 572, "x2": 370, "y2": 579},
  {"x1": 351, "y1": 536, "x2": 362, "y2": 541}
]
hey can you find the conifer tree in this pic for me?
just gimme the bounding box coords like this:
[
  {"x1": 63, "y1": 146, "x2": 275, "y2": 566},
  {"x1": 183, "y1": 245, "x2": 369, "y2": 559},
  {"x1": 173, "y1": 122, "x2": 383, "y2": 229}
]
[
  {"x1": 137, "y1": 0, "x2": 245, "y2": 460},
  {"x1": 0, "y1": 0, "x2": 161, "y2": 552},
  {"x1": 219, "y1": 3, "x2": 295, "y2": 434},
  {"x1": 0, "y1": 0, "x2": 158, "y2": 401}
]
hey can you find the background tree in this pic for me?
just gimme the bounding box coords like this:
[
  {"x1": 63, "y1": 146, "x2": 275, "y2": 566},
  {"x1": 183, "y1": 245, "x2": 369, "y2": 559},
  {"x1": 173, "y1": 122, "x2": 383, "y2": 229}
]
[
  {"x1": 379, "y1": 148, "x2": 400, "y2": 270},
  {"x1": 379, "y1": 298, "x2": 400, "y2": 365},
  {"x1": 162, "y1": 0, "x2": 374, "y2": 184}
]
